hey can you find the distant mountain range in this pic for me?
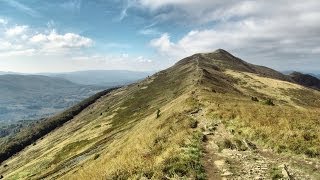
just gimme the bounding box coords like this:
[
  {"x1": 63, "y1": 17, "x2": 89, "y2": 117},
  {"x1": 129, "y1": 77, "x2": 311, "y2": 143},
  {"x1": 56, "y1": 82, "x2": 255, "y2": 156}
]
[
  {"x1": 1, "y1": 70, "x2": 152, "y2": 86},
  {"x1": 283, "y1": 70, "x2": 320, "y2": 78},
  {"x1": 0, "y1": 70, "x2": 150, "y2": 140},
  {"x1": 0, "y1": 70, "x2": 151, "y2": 123},
  {"x1": 40, "y1": 70, "x2": 152, "y2": 86},
  {"x1": 0, "y1": 74, "x2": 104, "y2": 124},
  {"x1": 0, "y1": 71, "x2": 22, "y2": 75}
]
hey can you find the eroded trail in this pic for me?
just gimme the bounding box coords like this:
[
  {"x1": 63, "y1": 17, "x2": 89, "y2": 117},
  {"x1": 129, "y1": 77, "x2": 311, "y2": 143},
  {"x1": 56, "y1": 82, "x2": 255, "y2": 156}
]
[{"x1": 189, "y1": 102, "x2": 320, "y2": 180}]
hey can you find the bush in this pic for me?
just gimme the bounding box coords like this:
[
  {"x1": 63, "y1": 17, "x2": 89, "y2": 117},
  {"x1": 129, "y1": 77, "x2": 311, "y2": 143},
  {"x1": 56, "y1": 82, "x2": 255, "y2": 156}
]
[
  {"x1": 305, "y1": 148, "x2": 319, "y2": 158},
  {"x1": 218, "y1": 138, "x2": 235, "y2": 151},
  {"x1": 189, "y1": 119, "x2": 198, "y2": 128},
  {"x1": 263, "y1": 99, "x2": 275, "y2": 106},
  {"x1": 156, "y1": 109, "x2": 161, "y2": 118},
  {"x1": 251, "y1": 97, "x2": 259, "y2": 102},
  {"x1": 93, "y1": 154, "x2": 100, "y2": 160},
  {"x1": 162, "y1": 132, "x2": 206, "y2": 179},
  {"x1": 234, "y1": 139, "x2": 247, "y2": 151},
  {"x1": 276, "y1": 145, "x2": 287, "y2": 153},
  {"x1": 270, "y1": 167, "x2": 283, "y2": 180}
]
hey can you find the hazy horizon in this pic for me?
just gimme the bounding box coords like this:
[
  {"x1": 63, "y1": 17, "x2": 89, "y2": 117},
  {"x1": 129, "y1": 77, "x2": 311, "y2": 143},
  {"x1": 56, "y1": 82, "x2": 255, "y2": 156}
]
[{"x1": 0, "y1": 69, "x2": 155, "y2": 74}]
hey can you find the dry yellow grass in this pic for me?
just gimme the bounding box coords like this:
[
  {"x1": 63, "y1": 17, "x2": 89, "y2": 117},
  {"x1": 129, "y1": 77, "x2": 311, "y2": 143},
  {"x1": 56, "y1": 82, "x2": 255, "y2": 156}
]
[
  {"x1": 66, "y1": 94, "x2": 196, "y2": 179},
  {"x1": 224, "y1": 70, "x2": 311, "y2": 108},
  {"x1": 200, "y1": 70, "x2": 320, "y2": 157}
]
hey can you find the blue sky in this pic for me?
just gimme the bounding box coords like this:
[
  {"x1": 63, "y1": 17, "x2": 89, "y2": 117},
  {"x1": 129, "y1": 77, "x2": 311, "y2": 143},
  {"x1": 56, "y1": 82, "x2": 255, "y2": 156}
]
[{"x1": 0, "y1": 0, "x2": 320, "y2": 73}]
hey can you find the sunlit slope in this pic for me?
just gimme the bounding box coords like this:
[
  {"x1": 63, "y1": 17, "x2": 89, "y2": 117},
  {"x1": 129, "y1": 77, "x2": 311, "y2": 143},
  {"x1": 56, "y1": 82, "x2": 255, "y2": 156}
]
[
  {"x1": 1, "y1": 56, "x2": 204, "y2": 179},
  {"x1": 1, "y1": 49, "x2": 320, "y2": 179}
]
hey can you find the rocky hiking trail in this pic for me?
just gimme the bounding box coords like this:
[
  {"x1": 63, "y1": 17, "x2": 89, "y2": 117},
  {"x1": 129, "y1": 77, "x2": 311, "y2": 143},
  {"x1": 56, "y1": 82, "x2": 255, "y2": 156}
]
[{"x1": 189, "y1": 104, "x2": 320, "y2": 180}]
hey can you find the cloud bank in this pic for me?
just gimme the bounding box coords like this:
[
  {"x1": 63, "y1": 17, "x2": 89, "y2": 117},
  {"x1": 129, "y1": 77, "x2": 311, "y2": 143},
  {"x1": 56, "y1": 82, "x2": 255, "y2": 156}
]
[{"x1": 138, "y1": 0, "x2": 320, "y2": 71}]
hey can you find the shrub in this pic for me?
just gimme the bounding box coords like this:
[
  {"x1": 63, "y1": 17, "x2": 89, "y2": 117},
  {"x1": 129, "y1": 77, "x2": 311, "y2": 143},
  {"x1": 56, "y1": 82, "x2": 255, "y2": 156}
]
[
  {"x1": 251, "y1": 97, "x2": 259, "y2": 102},
  {"x1": 189, "y1": 119, "x2": 198, "y2": 128},
  {"x1": 270, "y1": 167, "x2": 283, "y2": 180},
  {"x1": 156, "y1": 109, "x2": 161, "y2": 118},
  {"x1": 263, "y1": 99, "x2": 275, "y2": 106},
  {"x1": 162, "y1": 132, "x2": 206, "y2": 179},
  {"x1": 93, "y1": 154, "x2": 100, "y2": 160},
  {"x1": 305, "y1": 148, "x2": 319, "y2": 158},
  {"x1": 234, "y1": 139, "x2": 247, "y2": 151},
  {"x1": 218, "y1": 138, "x2": 235, "y2": 151},
  {"x1": 276, "y1": 145, "x2": 287, "y2": 153}
]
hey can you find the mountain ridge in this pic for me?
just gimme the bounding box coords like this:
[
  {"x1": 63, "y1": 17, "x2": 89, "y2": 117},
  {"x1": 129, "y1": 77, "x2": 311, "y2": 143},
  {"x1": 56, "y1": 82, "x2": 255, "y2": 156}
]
[
  {"x1": 1, "y1": 49, "x2": 320, "y2": 179},
  {"x1": 178, "y1": 49, "x2": 292, "y2": 83},
  {"x1": 42, "y1": 70, "x2": 152, "y2": 86}
]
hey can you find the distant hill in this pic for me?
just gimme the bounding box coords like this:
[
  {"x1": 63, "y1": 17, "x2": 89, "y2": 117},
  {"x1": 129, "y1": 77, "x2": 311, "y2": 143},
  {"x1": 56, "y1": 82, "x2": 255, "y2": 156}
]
[
  {"x1": 0, "y1": 71, "x2": 21, "y2": 75},
  {"x1": 289, "y1": 72, "x2": 320, "y2": 90},
  {"x1": 0, "y1": 74, "x2": 103, "y2": 123},
  {"x1": 41, "y1": 70, "x2": 152, "y2": 86}
]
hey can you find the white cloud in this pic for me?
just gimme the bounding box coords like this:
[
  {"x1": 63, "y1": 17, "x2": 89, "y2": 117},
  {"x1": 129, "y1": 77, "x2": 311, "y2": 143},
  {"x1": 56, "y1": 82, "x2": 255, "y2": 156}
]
[
  {"x1": 121, "y1": 53, "x2": 129, "y2": 58},
  {"x1": 1, "y1": 23, "x2": 93, "y2": 57},
  {"x1": 137, "y1": 0, "x2": 213, "y2": 10},
  {"x1": 29, "y1": 30, "x2": 93, "y2": 50},
  {"x1": 139, "y1": 28, "x2": 161, "y2": 35},
  {"x1": 0, "y1": 18, "x2": 8, "y2": 25},
  {"x1": 0, "y1": 49, "x2": 35, "y2": 57},
  {"x1": 136, "y1": 56, "x2": 152, "y2": 63},
  {"x1": 0, "y1": 41, "x2": 24, "y2": 51},
  {"x1": 136, "y1": 0, "x2": 252, "y2": 24},
  {"x1": 148, "y1": 0, "x2": 320, "y2": 70},
  {"x1": 150, "y1": 33, "x2": 171, "y2": 50},
  {"x1": 70, "y1": 53, "x2": 155, "y2": 71},
  {"x1": 5, "y1": 25, "x2": 28, "y2": 37}
]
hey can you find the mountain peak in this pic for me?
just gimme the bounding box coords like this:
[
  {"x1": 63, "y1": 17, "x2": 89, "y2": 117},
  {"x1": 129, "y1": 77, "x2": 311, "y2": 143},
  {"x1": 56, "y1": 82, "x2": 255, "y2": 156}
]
[
  {"x1": 207, "y1": 49, "x2": 239, "y2": 61},
  {"x1": 213, "y1": 48, "x2": 230, "y2": 54},
  {"x1": 176, "y1": 49, "x2": 291, "y2": 82}
]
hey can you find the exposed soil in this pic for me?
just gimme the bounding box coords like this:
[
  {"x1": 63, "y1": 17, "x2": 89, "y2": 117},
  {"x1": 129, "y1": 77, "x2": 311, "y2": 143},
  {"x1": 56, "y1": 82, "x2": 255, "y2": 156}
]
[{"x1": 191, "y1": 106, "x2": 320, "y2": 180}]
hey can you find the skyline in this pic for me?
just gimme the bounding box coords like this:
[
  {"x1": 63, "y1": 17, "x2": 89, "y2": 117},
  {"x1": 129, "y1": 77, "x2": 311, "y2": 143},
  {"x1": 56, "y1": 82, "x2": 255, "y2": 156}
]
[{"x1": 0, "y1": 0, "x2": 319, "y2": 73}]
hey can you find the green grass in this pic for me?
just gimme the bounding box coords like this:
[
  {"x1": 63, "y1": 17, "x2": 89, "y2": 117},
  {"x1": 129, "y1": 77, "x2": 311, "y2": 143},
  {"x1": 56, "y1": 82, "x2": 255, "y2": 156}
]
[
  {"x1": 270, "y1": 167, "x2": 284, "y2": 180},
  {"x1": 163, "y1": 132, "x2": 206, "y2": 180},
  {"x1": 51, "y1": 139, "x2": 91, "y2": 165}
]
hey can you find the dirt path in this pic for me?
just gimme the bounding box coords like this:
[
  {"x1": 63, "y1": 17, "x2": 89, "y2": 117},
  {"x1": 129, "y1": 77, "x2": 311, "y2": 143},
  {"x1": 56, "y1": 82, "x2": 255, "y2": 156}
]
[
  {"x1": 202, "y1": 144, "x2": 222, "y2": 180},
  {"x1": 190, "y1": 106, "x2": 320, "y2": 180}
]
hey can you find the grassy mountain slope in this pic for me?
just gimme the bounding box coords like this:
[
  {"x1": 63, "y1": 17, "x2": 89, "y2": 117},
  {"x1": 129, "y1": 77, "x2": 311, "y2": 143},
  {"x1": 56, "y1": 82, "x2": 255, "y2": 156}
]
[{"x1": 1, "y1": 50, "x2": 320, "y2": 179}]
